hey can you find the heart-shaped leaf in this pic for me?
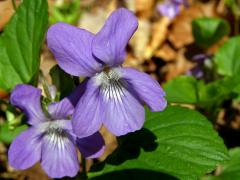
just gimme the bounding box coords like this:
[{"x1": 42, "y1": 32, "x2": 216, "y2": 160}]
[
  {"x1": 214, "y1": 36, "x2": 240, "y2": 77},
  {"x1": 0, "y1": 0, "x2": 48, "y2": 91},
  {"x1": 90, "y1": 106, "x2": 229, "y2": 180},
  {"x1": 192, "y1": 17, "x2": 230, "y2": 48}
]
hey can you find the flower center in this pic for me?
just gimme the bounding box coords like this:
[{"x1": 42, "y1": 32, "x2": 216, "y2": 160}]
[
  {"x1": 45, "y1": 125, "x2": 67, "y2": 137},
  {"x1": 40, "y1": 121, "x2": 69, "y2": 139},
  {"x1": 39, "y1": 121, "x2": 71, "y2": 148},
  {"x1": 95, "y1": 68, "x2": 126, "y2": 101}
]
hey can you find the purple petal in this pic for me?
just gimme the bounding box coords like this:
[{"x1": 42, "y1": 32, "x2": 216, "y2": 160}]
[
  {"x1": 187, "y1": 66, "x2": 204, "y2": 78},
  {"x1": 48, "y1": 98, "x2": 74, "y2": 119},
  {"x1": 77, "y1": 132, "x2": 105, "y2": 159},
  {"x1": 72, "y1": 78, "x2": 103, "y2": 138},
  {"x1": 172, "y1": 0, "x2": 186, "y2": 4},
  {"x1": 102, "y1": 84, "x2": 145, "y2": 136},
  {"x1": 8, "y1": 127, "x2": 42, "y2": 170},
  {"x1": 47, "y1": 22, "x2": 102, "y2": 77},
  {"x1": 92, "y1": 8, "x2": 138, "y2": 66},
  {"x1": 157, "y1": 2, "x2": 180, "y2": 19},
  {"x1": 192, "y1": 54, "x2": 208, "y2": 62},
  {"x1": 120, "y1": 68, "x2": 167, "y2": 112},
  {"x1": 67, "y1": 79, "x2": 88, "y2": 106},
  {"x1": 48, "y1": 80, "x2": 88, "y2": 119},
  {"x1": 41, "y1": 133, "x2": 79, "y2": 178},
  {"x1": 10, "y1": 84, "x2": 46, "y2": 125},
  {"x1": 173, "y1": 0, "x2": 188, "y2": 7}
]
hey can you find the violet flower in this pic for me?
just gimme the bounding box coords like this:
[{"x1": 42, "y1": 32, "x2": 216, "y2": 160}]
[
  {"x1": 187, "y1": 54, "x2": 212, "y2": 79},
  {"x1": 8, "y1": 84, "x2": 104, "y2": 178},
  {"x1": 47, "y1": 8, "x2": 167, "y2": 138},
  {"x1": 157, "y1": 0, "x2": 187, "y2": 19}
]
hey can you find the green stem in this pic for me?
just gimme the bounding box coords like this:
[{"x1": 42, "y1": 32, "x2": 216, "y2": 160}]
[
  {"x1": 81, "y1": 156, "x2": 88, "y2": 180},
  {"x1": 11, "y1": 0, "x2": 17, "y2": 11}
]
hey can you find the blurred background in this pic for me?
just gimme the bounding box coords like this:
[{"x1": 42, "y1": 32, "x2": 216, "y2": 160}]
[
  {"x1": 1, "y1": 0, "x2": 234, "y2": 83},
  {"x1": 0, "y1": 0, "x2": 240, "y2": 179}
]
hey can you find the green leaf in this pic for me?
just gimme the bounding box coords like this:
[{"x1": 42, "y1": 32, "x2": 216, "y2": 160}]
[
  {"x1": 90, "y1": 170, "x2": 176, "y2": 180},
  {"x1": 163, "y1": 75, "x2": 240, "y2": 114},
  {"x1": 192, "y1": 17, "x2": 230, "y2": 48},
  {"x1": 50, "y1": 65, "x2": 75, "y2": 98},
  {"x1": 197, "y1": 77, "x2": 237, "y2": 110},
  {"x1": 214, "y1": 36, "x2": 240, "y2": 76},
  {"x1": 0, "y1": 0, "x2": 48, "y2": 91},
  {"x1": 0, "y1": 123, "x2": 28, "y2": 144},
  {"x1": 163, "y1": 76, "x2": 198, "y2": 104},
  {"x1": 216, "y1": 148, "x2": 240, "y2": 179},
  {"x1": 90, "y1": 106, "x2": 229, "y2": 180},
  {"x1": 202, "y1": 148, "x2": 240, "y2": 180},
  {"x1": 49, "y1": 0, "x2": 81, "y2": 25}
]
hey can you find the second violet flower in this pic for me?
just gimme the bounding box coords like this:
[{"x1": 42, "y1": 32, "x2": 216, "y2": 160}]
[
  {"x1": 157, "y1": 0, "x2": 187, "y2": 19},
  {"x1": 47, "y1": 8, "x2": 167, "y2": 138},
  {"x1": 8, "y1": 84, "x2": 104, "y2": 178}
]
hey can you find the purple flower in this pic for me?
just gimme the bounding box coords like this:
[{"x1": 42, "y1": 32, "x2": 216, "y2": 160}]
[
  {"x1": 8, "y1": 84, "x2": 104, "y2": 178},
  {"x1": 187, "y1": 54, "x2": 212, "y2": 79},
  {"x1": 157, "y1": 0, "x2": 187, "y2": 19},
  {"x1": 47, "y1": 8, "x2": 167, "y2": 138},
  {"x1": 187, "y1": 66, "x2": 204, "y2": 78}
]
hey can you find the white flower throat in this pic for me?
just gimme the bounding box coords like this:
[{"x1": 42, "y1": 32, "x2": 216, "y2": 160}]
[
  {"x1": 39, "y1": 121, "x2": 70, "y2": 148},
  {"x1": 95, "y1": 67, "x2": 126, "y2": 102},
  {"x1": 45, "y1": 125, "x2": 67, "y2": 137}
]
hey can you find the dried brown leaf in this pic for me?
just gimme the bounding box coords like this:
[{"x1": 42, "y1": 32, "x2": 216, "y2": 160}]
[
  {"x1": 129, "y1": 19, "x2": 151, "y2": 60},
  {"x1": 0, "y1": 0, "x2": 16, "y2": 31},
  {"x1": 135, "y1": 0, "x2": 155, "y2": 18},
  {"x1": 163, "y1": 48, "x2": 193, "y2": 80},
  {"x1": 144, "y1": 17, "x2": 171, "y2": 59},
  {"x1": 155, "y1": 43, "x2": 177, "y2": 62}
]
